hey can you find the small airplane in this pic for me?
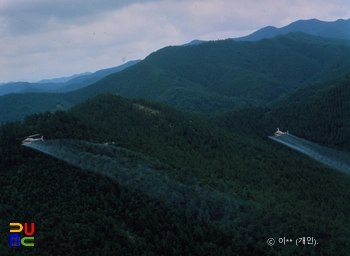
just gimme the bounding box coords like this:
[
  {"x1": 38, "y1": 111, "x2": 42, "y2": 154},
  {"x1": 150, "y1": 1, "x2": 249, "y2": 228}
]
[
  {"x1": 20, "y1": 134, "x2": 44, "y2": 144},
  {"x1": 274, "y1": 128, "x2": 289, "y2": 136}
]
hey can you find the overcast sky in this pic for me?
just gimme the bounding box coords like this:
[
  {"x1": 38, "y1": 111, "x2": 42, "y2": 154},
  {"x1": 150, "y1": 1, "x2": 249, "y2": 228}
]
[{"x1": 0, "y1": 0, "x2": 349, "y2": 83}]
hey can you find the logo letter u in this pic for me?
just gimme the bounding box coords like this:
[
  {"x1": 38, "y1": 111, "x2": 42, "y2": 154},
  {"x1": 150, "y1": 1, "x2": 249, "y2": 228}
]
[{"x1": 24, "y1": 223, "x2": 35, "y2": 236}]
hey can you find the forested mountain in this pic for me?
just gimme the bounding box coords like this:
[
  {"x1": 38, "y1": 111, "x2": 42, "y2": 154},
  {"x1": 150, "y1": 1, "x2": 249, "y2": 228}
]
[
  {"x1": 234, "y1": 18, "x2": 350, "y2": 41},
  {"x1": 268, "y1": 72, "x2": 350, "y2": 149},
  {"x1": 215, "y1": 71, "x2": 350, "y2": 151},
  {"x1": 0, "y1": 60, "x2": 140, "y2": 96},
  {"x1": 36, "y1": 72, "x2": 92, "y2": 84},
  {"x1": 0, "y1": 93, "x2": 74, "y2": 123},
  {"x1": 1, "y1": 15, "x2": 350, "y2": 255},
  {"x1": 1, "y1": 93, "x2": 350, "y2": 255},
  {"x1": 72, "y1": 32, "x2": 350, "y2": 110},
  {"x1": 55, "y1": 60, "x2": 141, "y2": 93},
  {"x1": 1, "y1": 33, "x2": 350, "y2": 124},
  {"x1": 0, "y1": 82, "x2": 64, "y2": 96}
]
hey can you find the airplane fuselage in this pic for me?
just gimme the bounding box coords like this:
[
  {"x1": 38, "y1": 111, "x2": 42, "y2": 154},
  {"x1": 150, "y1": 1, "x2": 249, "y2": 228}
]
[
  {"x1": 274, "y1": 129, "x2": 288, "y2": 136},
  {"x1": 22, "y1": 136, "x2": 43, "y2": 144}
]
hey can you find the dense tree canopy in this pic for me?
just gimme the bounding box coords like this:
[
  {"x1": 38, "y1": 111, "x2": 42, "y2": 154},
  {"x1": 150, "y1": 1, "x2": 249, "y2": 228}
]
[
  {"x1": 1, "y1": 92, "x2": 350, "y2": 255},
  {"x1": 1, "y1": 30, "x2": 350, "y2": 255}
]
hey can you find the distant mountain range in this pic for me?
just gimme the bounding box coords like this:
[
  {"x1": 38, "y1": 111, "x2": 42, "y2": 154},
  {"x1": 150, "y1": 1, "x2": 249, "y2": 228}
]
[
  {"x1": 69, "y1": 32, "x2": 350, "y2": 111},
  {"x1": 1, "y1": 18, "x2": 350, "y2": 124},
  {"x1": 1, "y1": 32, "x2": 350, "y2": 123},
  {"x1": 0, "y1": 60, "x2": 140, "y2": 96},
  {"x1": 234, "y1": 18, "x2": 350, "y2": 41},
  {"x1": 36, "y1": 72, "x2": 92, "y2": 84},
  {"x1": 182, "y1": 18, "x2": 350, "y2": 45},
  {"x1": 1, "y1": 18, "x2": 350, "y2": 255},
  {"x1": 2, "y1": 18, "x2": 349, "y2": 97}
]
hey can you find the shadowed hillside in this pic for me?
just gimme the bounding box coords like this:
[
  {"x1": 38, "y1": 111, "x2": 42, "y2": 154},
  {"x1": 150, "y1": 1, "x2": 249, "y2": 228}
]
[
  {"x1": 1, "y1": 93, "x2": 350, "y2": 255},
  {"x1": 215, "y1": 71, "x2": 350, "y2": 153},
  {"x1": 268, "y1": 72, "x2": 350, "y2": 150}
]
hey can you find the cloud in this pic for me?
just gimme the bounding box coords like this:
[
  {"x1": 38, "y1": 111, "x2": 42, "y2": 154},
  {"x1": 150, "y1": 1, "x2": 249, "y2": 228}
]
[
  {"x1": 0, "y1": 0, "x2": 349, "y2": 82},
  {"x1": 0, "y1": 0, "x2": 159, "y2": 35}
]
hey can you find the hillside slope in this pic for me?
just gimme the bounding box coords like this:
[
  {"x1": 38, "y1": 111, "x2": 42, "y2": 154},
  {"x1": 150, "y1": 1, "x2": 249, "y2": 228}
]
[
  {"x1": 215, "y1": 71, "x2": 350, "y2": 152},
  {"x1": 1, "y1": 93, "x2": 350, "y2": 254},
  {"x1": 267, "y1": 72, "x2": 350, "y2": 150},
  {"x1": 1, "y1": 33, "x2": 350, "y2": 124},
  {"x1": 75, "y1": 33, "x2": 350, "y2": 111}
]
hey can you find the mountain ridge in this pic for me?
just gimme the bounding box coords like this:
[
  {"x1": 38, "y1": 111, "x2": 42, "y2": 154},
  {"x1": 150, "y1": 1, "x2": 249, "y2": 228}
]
[
  {"x1": 36, "y1": 72, "x2": 92, "y2": 84},
  {"x1": 70, "y1": 32, "x2": 350, "y2": 110},
  {"x1": 234, "y1": 18, "x2": 350, "y2": 41},
  {"x1": 1, "y1": 33, "x2": 350, "y2": 123},
  {"x1": 0, "y1": 60, "x2": 140, "y2": 96},
  {"x1": 1, "y1": 17, "x2": 350, "y2": 255}
]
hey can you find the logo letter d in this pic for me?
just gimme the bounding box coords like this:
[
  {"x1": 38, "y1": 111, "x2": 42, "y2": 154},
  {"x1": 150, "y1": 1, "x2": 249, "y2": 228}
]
[{"x1": 9, "y1": 223, "x2": 23, "y2": 233}]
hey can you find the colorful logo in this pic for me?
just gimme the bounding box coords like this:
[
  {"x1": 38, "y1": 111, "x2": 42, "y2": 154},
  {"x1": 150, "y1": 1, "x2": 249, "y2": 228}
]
[{"x1": 9, "y1": 223, "x2": 35, "y2": 247}]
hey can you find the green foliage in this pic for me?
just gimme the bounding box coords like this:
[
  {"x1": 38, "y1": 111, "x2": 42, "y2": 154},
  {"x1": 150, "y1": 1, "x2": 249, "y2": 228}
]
[
  {"x1": 267, "y1": 72, "x2": 350, "y2": 150},
  {"x1": 80, "y1": 33, "x2": 350, "y2": 112},
  {"x1": 1, "y1": 32, "x2": 350, "y2": 255},
  {"x1": 0, "y1": 93, "x2": 73, "y2": 123},
  {"x1": 1, "y1": 93, "x2": 350, "y2": 254},
  {"x1": 2, "y1": 33, "x2": 350, "y2": 123}
]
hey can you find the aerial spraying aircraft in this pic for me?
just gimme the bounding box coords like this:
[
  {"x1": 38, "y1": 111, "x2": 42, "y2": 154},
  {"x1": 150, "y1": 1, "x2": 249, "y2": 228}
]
[
  {"x1": 18, "y1": 134, "x2": 44, "y2": 144},
  {"x1": 274, "y1": 128, "x2": 289, "y2": 136}
]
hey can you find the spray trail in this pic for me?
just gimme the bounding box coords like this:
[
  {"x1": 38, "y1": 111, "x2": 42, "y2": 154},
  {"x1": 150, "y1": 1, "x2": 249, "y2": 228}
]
[
  {"x1": 269, "y1": 134, "x2": 350, "y2": 174},
  {"x1": 24, "y1": 139, "x2": 244, "y2": 227}
]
